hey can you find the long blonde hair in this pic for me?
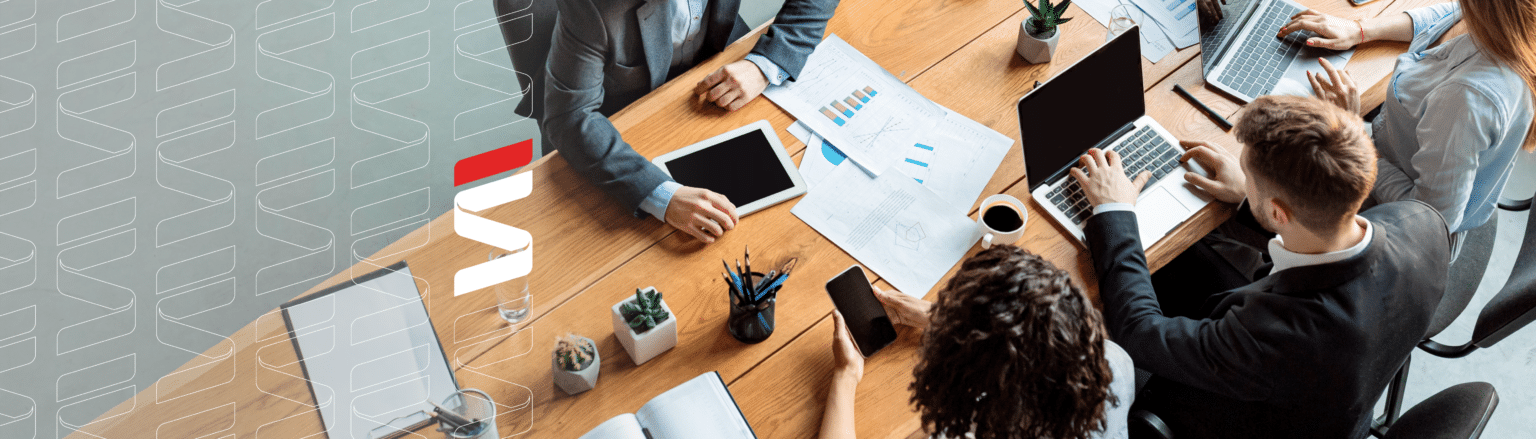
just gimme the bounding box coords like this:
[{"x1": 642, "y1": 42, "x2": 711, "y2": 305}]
[{"x1": 1461, "y1": 0, "x2": 1536, "y2": 151}]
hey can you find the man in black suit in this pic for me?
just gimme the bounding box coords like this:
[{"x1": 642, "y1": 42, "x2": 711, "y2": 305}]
[
  {"x1": 1069, "y1": 95, "x2": 1449, "y2": 438},
  {"x1": 543, "y1": 0, "x2": 838, "y2": 244}
]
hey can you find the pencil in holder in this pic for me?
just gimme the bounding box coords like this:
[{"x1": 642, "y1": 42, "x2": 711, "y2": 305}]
[{"x1": 728, "y1": 272, "x2": 776, "y2": 344}]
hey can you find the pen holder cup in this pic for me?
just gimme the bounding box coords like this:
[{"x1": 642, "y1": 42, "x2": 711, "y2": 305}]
[{"x1": 728, "y1": 272, "x2": 776, "y2": 344}]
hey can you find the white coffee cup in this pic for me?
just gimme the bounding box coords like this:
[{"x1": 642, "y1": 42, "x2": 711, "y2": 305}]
[{"x1": 978, "y1": 194, "x2": 1028, "y2": 249}]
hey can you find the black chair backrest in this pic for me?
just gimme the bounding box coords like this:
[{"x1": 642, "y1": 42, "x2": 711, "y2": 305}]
[
  {"x1": 1428, "y1": 218, "x2": 1499, "y2": 338},
  {"x1": 1472, "y1": 206, "x2": 1536, "y2": 348},
  {"x1": 493, "y1": 0, "x2": 557, "y2": 121},
  {"x1": 1381, "y1": 382, "x2": 1498, "y2": 439}
]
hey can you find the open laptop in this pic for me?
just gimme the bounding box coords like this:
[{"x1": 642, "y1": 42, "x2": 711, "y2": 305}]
[
  {"x1": 1198, "y1": 0, "x2": 1354, "y2": 103},
  {"x1": 1018, "y1": 27, "x2": 1213, "y2": 247}
]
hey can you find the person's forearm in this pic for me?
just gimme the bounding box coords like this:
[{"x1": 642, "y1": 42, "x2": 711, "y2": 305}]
[
  {"x1": 819, "y1": 373, "x2": 859, "y2": 439},
  {"x1": 1362, "y1": 12, "x2": 1415, "y2": 43}
]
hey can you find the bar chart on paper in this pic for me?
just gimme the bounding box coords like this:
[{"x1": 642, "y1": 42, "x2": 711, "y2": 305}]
[{"x1": 764, "y1": 35, "x2": 944, "y2": 174}]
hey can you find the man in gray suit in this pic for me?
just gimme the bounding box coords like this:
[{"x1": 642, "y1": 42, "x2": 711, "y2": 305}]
[{"x1": 543, "y1": 0, "x2": 838, "y2": 243}]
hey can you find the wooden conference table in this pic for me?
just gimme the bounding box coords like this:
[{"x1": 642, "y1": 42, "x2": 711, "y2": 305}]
[{"x1": 72, "y1": 0, "x2": 1457, "y2": 438}]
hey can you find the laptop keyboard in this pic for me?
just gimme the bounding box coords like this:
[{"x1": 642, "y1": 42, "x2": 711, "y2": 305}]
[
  {"x1": 1046, "y1": 126, "x2": 1181, "y2": 226},
  {"x1": 1217, "y1": 1, "x2": 1307, "y2": 98}
]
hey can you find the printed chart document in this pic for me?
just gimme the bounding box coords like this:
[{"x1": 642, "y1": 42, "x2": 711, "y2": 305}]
[
  {"x1": 790, "y1": 106, "x2": 1013, "y2": 214},
  {"x1": 764, "y1": 34, "x2": 944, "y2": 175},
  {"x1": 1128, "y1": 0, "x2": 1200, "y2": 48},
  {"x1": 793, "y1": 164, "x2": 980, "y2": 297},
  {"x1": 579, "y1": 372, "x2": 755, "y2": 439}
]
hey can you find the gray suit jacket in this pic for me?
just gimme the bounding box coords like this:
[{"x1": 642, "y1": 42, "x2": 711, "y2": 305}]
[{"x1": 542, "y1": 0, "x2": 837, "y2": 216}]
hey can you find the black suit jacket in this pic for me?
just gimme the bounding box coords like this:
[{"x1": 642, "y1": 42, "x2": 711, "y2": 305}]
[
  {"x1": 543, "y1": 0, "x2": 837, "y2": 215},
  {"x1": 1085, "y1": 201, "x2": 1449, "y2": 439}
]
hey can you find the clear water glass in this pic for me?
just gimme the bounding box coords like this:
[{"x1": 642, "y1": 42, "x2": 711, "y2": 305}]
[
  {"x1": 1108, "y1": 4, "x2": 1141, "y2": 42},
  {"x1": 489, "y1": 251, "x2": 531, "y2": 324}
]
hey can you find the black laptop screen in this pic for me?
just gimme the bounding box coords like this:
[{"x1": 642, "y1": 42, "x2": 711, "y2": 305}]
[{"x1": 1018, "y1": 28, "x2": 1144, "y2": 190}]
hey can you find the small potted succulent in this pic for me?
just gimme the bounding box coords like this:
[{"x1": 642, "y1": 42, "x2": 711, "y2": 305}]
[
  {"x1": 1018, "y1": 0, "x2": 1074, "y2": 64},
  {"x1": 611, "y1": 287, "x2": 677, "y2": 365},
  {"x1": 551, "y1": 333, "x2": 600, "y2": 395}
]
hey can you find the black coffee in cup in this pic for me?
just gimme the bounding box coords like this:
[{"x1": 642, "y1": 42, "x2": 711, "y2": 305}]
[{"x1": 983, "y1": 204, "x2": 1023, "y2": 232}]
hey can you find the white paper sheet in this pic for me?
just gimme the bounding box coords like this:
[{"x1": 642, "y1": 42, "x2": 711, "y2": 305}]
[
  {"x1": 1128, "y1": 0, "x2": 1200, "y2": 48},
  {"x1": 763, "y1": 34, "x2": 944, "y2": 174},
  {"x1": 790, "y1": 107, "x2": 1013, "y2": 214},
  {"x1": 1075, "y1": 0, "x2": 1177, "y2": 62},
  {"x1": 285, "y1": 265, "x2": 457, "y2": 439},
  {"x1": 793, "y1": 165, "x2": 980, "y2": 297}
]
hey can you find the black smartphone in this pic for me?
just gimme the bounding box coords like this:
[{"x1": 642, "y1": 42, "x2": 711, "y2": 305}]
[{"x1": 825, "y1": 266, "x2": 897, "y2": 357}]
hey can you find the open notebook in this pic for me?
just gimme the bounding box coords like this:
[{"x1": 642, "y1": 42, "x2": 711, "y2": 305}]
[{"x1": 580, "y1": 372, "x2": 756, "y2": 439}]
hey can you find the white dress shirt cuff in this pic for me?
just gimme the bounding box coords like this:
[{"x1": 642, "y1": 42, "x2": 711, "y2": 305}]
[
  {"x1": 1094, "y1": 203, "x2": 1135, "y2": 216},
  {"x1": 744, "y1": 54, "x2": 788, "y2": 86},
  {"x1": 640, "y1": 180, "x2": 683, "y2": 221}
]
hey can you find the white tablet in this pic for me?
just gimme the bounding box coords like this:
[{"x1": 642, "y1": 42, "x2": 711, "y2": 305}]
[{"x1": 653, "y1": 120, "x2": 807, "y2": 216}]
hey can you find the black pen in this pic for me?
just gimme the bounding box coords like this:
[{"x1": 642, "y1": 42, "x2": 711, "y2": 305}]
[{"x1": 1173, "y1": 84, "x2": 1233, "y2": 131}]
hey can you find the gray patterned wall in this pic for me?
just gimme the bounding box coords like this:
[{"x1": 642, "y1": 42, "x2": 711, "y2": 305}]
[{"x1": 0, "y1": 0, "x2": 539, "y2": 436}]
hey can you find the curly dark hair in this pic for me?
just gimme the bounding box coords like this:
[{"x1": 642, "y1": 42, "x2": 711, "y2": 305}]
[{"x1": 910, "y1": 246, "x2": 1116, "y2": 439}]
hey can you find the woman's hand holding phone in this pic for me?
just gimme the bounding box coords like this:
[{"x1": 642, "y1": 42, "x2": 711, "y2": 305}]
[{"x1": 872, "y1": 286, "x2": 932, "y2": 329}]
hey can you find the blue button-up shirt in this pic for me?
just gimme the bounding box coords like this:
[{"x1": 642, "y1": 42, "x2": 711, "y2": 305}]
[
  {"x1": 641, "y1": 0, "x2": 788, "y2": 220},
  {"x1": 1370, "y1": 3, "x2": 1534, "y2": 233}
]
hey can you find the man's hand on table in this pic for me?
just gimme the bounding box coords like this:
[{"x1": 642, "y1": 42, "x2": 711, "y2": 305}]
[
  {"x1": 1179, "y1": 140, "x2": 1248, "y2": 204},
  {"x1": 1071, "y1": 148, "x2": 1152, "y2": 207},
  {"x1": 665, "y1": 186, "x2": 739, "y2": 243},
  {"x1": 695, "y1": 60, "x2": 769, "y2": 112}
]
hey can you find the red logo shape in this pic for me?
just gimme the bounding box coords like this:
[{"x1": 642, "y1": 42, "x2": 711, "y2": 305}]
[{"x1": 455, "y1": 139, "x2": 533, "y2": 186}]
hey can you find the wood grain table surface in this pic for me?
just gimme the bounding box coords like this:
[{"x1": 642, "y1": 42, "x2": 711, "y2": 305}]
[{"x1": 68, "y1": 0, "x2": 1455, "y2": 438}]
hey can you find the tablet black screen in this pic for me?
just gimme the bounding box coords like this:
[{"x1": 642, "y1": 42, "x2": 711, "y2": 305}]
[{"x1": 662, "y1": 130, "x2": 795, "y2": 208}]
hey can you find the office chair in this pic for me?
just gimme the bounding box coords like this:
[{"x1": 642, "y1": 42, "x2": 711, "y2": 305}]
[
  {"x1": 1376, "y1": 204, "x2": 1536, "y2": 433},
  {"x1": 1128, "y1": 382, "x2": 1499, "y2": 439},
  {"x1": 491, "y1": 0, "x2": 557, "y2": 124},
  {"x1": 1380, "y1": 382, "x2": 1499, "y2": 439}
]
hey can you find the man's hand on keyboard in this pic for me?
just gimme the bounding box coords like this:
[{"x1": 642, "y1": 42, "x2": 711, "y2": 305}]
[
  {"x1": 1278, "y1": 10, "x2": 1361, "y2": 50},
  {"x1": 1179, "y1": 140, "x2": 1248, "y2": 204},
  {"x1": 1070, "y1": 148, "x2": 1151, "y2": 207}
]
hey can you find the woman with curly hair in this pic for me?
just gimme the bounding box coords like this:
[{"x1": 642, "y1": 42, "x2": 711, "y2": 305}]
[{"x1": 818, "y1": 246, "x2": 1134, "y2": 439}]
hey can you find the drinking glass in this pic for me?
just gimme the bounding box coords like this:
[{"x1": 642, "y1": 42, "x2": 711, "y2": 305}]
[
  {"x1": 1108, "y1": 4, "x2": 1141, "y2": 42},
  {"x1": 489, "y1": 251, "x2": 531, "y2": 324}
]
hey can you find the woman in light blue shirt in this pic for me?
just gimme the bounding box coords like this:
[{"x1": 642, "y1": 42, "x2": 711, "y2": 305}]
[{"x1": 1279, "y1": 1, "x2": 1536, "y2": 250}]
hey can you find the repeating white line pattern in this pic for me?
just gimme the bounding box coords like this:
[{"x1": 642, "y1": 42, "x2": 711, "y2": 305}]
[{"x1": 0, "y1": 1, "x2": 538, "y2": 437}]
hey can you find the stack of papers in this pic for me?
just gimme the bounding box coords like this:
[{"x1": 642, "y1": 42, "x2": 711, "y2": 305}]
[
  {"x1": 1076, "y1": 0, "x2": 1199, "y2": 63},
  {"x1": 766, "y1": 35, "x2": 1015, "y2": 297}
]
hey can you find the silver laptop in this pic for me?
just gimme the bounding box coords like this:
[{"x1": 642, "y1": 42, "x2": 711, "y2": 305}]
[
  {"x1": 1199, "y1": 0, "x2": 1354, "y2": 102},
  {"x1": 1017, "y1": 27, "x2": 1213, "y2": 246}
]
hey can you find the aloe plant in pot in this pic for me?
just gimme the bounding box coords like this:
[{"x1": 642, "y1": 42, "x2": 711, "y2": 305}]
[
  {"x1": 611, "y1": 287, "x2": 677, "y2": 365},
  {"x1": 1018, "y1": 0, "x2": 1074, "y2": 64},
  {"x1": 551, "y1": 333, "x2": 600, "y2": 395}
]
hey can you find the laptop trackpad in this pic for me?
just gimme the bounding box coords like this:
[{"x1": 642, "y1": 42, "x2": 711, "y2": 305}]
[{"x1": 1134, "y1": 187, "x2": 1194, "y2": 245}]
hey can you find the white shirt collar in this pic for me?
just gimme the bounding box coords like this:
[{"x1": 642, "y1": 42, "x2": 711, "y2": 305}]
[{"x1": 1267, "y1": 216, "x2": 1374, "y2": 274}]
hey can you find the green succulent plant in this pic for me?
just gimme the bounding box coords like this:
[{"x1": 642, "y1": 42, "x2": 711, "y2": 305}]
[
  {"x1": 1024, "y1": 0, "x2": 1074, "y2": 38},
  {"x1": 620, "y1": 288, "x2": 670, "y2": 334},
  {"x1": 554, "y1": 333, "x2": 596, "y2": 371}
]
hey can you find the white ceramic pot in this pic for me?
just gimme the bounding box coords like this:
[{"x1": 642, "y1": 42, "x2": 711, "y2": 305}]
[
  {"x1": 611, "y1": 287, "x2": 677, "y2": 366},
  {"x1": 1017, "y1": 20, "x2": 1059, "y2": 64},
  {"x1": 551, "y1": 337, "x2": 600, "y2": 395}
]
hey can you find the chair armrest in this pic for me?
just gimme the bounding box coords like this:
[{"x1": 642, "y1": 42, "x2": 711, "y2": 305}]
[{"x1": 1129, "y1": 409, "x2": 1175, "y2": 439}]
